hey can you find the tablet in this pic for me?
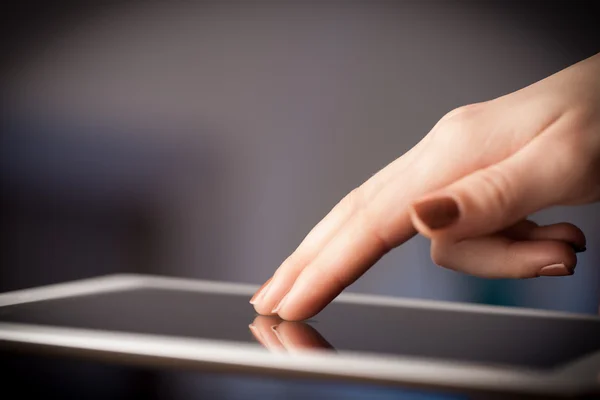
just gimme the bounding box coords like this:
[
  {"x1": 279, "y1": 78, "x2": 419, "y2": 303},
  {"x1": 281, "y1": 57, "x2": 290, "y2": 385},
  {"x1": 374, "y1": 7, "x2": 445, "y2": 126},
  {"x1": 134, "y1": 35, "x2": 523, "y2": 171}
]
[{"x1": 0, "y1": 274, "x2": 598, "y2": 399}]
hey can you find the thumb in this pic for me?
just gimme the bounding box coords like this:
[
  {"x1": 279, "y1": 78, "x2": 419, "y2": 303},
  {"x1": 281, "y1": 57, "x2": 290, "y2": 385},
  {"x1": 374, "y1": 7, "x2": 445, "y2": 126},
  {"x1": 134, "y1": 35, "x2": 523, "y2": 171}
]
[{"x1": 409, "y1": 138, "x2": 575, "y2": 241}]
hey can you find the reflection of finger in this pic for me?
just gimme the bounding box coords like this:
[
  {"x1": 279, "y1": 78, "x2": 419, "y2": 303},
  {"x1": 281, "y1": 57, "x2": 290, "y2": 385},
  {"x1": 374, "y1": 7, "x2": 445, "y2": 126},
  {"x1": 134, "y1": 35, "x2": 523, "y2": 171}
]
[
  {"x1": 251, "y1": 315, "x2": 282, "y2": 328},
  {"x1": 249, "y1": 316, "x2": 285, "y2": 351},
  {"x1": 249, "y1": 324, "x2": 285, "y2": 351},
  {"x1": 431, "y1": 234, "x2": 577, "y2": 278},
  {"x1": 274, "y1": 322, "x2": 335, "y2": 351}
]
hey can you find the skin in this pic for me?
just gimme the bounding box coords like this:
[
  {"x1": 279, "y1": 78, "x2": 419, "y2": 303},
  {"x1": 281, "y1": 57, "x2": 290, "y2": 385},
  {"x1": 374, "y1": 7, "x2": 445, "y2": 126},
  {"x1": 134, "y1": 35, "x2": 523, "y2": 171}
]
[
  {"x1": 251, "y1": 52, "x2": 600, "y2": 321},
  {"x1": 249, "y1": 316, "x2": 335, "y2": 352}
]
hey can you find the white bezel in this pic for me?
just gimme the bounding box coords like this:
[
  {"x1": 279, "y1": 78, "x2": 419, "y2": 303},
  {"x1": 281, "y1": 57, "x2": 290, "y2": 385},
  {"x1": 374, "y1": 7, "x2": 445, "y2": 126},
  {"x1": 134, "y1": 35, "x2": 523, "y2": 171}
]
[{"x1": 0, "y1": 274, "x2": 598, "y2": 398}]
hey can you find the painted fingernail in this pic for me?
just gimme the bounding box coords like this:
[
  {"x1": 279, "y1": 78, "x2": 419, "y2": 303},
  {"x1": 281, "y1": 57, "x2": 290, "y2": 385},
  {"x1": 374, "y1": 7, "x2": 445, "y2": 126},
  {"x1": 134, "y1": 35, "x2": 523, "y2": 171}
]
[
  {"x1": 272, "y1": 292, "x2": 290, "y2": 314},
  {"x1": 250, "y1": 278, "x2": 273, "y2": 304},
  {"x1": 571, "y1": 244, "x2": 587, "y2": 253},
  {"x1": 538, "y1": 263, "x2": 573, "y2": 277},
  {"x1": 412, "y1": 196, "x2": 460, "y2": 230}
]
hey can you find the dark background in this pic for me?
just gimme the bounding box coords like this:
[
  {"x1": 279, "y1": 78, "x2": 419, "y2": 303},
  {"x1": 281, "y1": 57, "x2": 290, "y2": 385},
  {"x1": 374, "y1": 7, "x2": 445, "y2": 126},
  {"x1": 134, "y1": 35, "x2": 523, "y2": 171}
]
[{"x1": 1, "y1": 1, "x2": 599, "y2": 399}]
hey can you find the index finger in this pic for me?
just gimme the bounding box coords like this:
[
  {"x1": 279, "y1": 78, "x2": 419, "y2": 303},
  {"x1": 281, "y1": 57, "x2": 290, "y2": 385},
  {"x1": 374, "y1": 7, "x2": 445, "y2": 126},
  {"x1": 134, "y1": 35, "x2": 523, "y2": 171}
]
[
  {"x1": 273, "y1": 202, "x2": 416, "y2": 320},
  {"x1": 251, "y1": 141, "x2": 429, "y2": 316}
]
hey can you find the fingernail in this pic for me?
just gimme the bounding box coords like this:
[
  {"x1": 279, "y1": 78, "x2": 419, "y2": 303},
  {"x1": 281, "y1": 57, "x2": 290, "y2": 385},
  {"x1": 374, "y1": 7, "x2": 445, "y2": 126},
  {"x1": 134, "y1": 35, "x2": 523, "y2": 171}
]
[
  {"x1": 250, "y1": 278, "x2": 273, "y2": 304},
  {"x1": 571, "y1": 244, "x2": 587, "y2": 253},
  {"x1": 272, "y1": 292, "x2": 290, "y2": 314},
  {"x1": 412, "y1": 196, "x2": 460, "y2": 230},
  {"x1": 538, "y1": 263, "x2": 573, "y2": 277}
]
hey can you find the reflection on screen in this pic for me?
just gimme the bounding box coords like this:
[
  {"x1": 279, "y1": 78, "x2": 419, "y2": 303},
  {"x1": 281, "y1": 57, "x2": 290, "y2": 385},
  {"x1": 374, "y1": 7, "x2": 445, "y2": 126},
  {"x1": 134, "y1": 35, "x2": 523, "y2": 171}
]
[{"x1": 1, "y1": 287, "x2": 599, "y2": 370}]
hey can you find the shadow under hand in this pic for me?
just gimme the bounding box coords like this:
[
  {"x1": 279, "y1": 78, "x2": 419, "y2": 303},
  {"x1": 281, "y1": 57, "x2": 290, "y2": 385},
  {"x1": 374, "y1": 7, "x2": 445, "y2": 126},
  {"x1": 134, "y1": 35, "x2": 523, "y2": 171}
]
[{"x1": 249, "y1": 315, "x2": 335, "y2": 353}]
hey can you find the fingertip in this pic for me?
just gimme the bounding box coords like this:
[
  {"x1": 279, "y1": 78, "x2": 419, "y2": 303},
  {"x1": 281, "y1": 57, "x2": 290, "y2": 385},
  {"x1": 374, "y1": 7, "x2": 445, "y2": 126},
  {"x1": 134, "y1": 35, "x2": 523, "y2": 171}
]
[
  {"x1": 532, "y1": 240, "x2": 578, "y2": 277},
  {"x1": 277, "y1": 270, "x2": 347, "y2": 321},
  {"x1": 554, "y1": 222, "x2": 586, "y2": 249},
  {"x1": 250, "y1": 277, "x2": 273, "y2": 304},
  {"x1": 277, "y1": 298, "x2": 330, "y2": 322},
  {"x1": 561, "y1": 242, "x2": 579, "y2": 271},
  {"x1": 275, "y1": 294, "x2": 321, "y2": 322},
  {"x1": 274, "y1": 300, "x2": 301, "y2": 321},
  {"x1": 253, "y1": 272, "x2": 297, "y2": 316},
  {"x1": 438, "y1": 235, "x2": 581, "y2": 280},
  {"x1": 271, "y1": 292, "x2": 289, "y2": 314},
  {"x1": 277, "y1": 309, "x2": 311, "y2": 322},
  {"x1": 253, "y1": 302, "x2": 277, "y2": 316},
  {"x1": 527, "y1": 222, "x2": 587, "y2": 252}
]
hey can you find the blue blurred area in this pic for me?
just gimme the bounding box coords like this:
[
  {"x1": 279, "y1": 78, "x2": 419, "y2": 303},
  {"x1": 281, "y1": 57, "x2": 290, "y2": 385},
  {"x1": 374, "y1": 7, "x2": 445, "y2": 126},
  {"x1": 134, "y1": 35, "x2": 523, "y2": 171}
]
[{"x1": 157, "y1": 373, "x2": 467, "y2": 400}]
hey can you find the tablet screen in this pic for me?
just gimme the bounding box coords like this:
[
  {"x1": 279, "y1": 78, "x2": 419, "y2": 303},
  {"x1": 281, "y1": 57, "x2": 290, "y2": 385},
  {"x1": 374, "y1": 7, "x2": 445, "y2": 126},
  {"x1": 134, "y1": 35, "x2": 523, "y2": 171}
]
[{"x1": 1, "y1": 286, "x2": 598, "y2": 370}]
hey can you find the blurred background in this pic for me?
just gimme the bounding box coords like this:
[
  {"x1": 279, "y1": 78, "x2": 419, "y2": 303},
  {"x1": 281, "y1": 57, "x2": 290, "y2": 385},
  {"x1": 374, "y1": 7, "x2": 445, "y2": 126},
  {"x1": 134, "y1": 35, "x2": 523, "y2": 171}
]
[{"x1": 1, "y1": 1, "x2": 599, "y2": 399}]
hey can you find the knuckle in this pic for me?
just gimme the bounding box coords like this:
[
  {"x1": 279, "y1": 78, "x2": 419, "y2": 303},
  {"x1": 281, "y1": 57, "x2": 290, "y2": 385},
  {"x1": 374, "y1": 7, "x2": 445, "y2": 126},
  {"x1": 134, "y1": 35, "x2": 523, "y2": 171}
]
[
  {"x1": 339, "y1": 187, "x2": 366, "y2": 214},
  {"x1": 356, "y1": 207, "x2": 392, "y2": 254},
  {"x1": 476, "y1": 166, "x2": 515, "y2": 217},
  {"x1": 441, "y1": 103, "x2": 480, "y2": 122},
  {"x1": 434, "y1": 103, "x2": 486, "y2": 145}
]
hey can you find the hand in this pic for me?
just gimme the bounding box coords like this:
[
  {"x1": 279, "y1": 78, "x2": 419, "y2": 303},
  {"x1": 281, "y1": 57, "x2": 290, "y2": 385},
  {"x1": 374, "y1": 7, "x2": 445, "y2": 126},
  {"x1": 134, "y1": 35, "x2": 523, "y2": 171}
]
[
  {"x1": 249, "y1": 316, "x2": 334, "y2": 351},
  {"x1": 251, "y1": 52, "x2": 600, "y2": 321}
]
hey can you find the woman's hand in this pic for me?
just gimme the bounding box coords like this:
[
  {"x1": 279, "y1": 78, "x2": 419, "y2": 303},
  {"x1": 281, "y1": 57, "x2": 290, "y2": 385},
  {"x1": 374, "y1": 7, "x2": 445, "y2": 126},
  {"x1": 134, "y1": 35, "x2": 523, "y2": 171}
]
[{"x1": 251, "y1": 52, "x2": 600, "y2": 321}]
